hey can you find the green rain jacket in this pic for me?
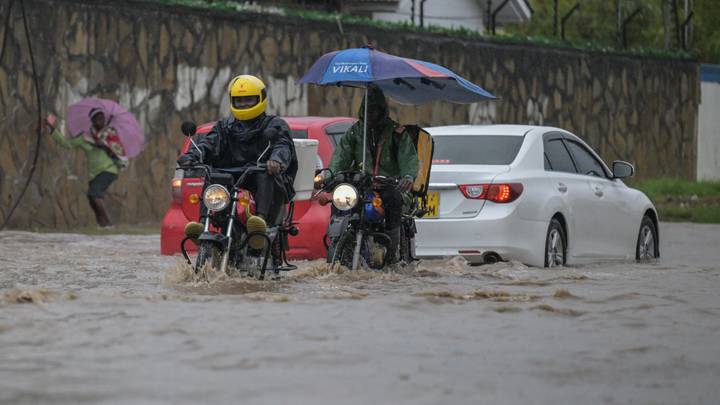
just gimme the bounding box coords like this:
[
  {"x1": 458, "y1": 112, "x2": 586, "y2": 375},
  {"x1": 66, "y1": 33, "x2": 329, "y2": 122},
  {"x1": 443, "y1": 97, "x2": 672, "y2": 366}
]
[
  {"x1": 329, "y1": 87, "x2": 418, "y2": 179},
  {"x1": 51, "y1": 128, "x2": 119, "y2": 180}
]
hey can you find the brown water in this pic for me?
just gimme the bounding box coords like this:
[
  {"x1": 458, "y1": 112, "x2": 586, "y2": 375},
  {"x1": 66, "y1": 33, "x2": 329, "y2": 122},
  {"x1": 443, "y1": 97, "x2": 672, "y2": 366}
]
[{"x1": 1, "y1": 223, "x2": 719, "y2": 404}]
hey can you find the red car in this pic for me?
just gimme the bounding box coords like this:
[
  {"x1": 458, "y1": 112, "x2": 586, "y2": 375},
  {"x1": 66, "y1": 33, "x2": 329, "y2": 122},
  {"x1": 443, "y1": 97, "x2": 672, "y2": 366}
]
[{"x1": 160, "y1": 116, "x2": 355, "y2": 260}]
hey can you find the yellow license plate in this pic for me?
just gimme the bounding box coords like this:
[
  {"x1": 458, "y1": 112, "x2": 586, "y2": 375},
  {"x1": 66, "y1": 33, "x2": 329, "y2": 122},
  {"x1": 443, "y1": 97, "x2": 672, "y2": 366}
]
[{"x1": 422, "y1": 191, "x2": 440, "y2": 218}]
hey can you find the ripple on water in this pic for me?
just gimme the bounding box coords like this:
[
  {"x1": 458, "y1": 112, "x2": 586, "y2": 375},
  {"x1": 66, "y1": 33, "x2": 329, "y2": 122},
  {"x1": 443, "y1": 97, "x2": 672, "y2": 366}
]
[{"x1": 0, "y1": 288, "x2": 78, "y2": 306}]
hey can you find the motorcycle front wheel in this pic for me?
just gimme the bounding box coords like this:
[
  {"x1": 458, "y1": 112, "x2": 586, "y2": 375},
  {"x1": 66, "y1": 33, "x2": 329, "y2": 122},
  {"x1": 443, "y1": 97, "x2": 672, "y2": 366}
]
[
  {"x1": 331, "y1": 230, "x2": 358, "y2": 269},
  {"x1": 195, "y1": 241, "x2": 222, "y2": 274}
]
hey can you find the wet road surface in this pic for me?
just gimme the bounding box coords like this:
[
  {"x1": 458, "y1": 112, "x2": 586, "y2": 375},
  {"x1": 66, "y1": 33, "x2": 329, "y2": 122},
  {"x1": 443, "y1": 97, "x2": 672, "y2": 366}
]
[{"x1": 1, "y1": 222, "x2": 719, "y2": 404}]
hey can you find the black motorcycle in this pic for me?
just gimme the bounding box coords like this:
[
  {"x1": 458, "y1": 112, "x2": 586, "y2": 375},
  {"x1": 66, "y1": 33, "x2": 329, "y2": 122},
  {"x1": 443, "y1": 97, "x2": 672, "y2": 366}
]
[
  {"x1": 178, "y1": 122, "x2": 298, "y2": 280},
  {"x1": 317, "y1": 170, "x2": 422, "y2": 271}
]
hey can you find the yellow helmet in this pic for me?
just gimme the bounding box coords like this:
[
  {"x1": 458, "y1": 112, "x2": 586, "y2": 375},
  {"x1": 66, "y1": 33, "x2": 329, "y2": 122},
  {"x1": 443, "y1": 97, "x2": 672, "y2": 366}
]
[{"x1": 228, "y1": 75, "x2": 267, "y2": 121}]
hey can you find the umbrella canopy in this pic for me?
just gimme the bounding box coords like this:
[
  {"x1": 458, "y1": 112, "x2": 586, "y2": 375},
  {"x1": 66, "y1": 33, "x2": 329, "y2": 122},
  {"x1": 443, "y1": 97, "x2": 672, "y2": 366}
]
[
  {"x1": 298, "y1": 46, "x2": 496, "y2": 105},
  {"x1": 66, "y1": 97, "x2": 145, "y2": 158}
]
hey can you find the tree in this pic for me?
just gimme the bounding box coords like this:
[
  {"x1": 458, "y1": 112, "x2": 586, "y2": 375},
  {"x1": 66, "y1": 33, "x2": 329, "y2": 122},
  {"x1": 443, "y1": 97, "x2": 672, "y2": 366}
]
[{"x1": 508, "y1": 0, "x2": 720, "y2": 63}]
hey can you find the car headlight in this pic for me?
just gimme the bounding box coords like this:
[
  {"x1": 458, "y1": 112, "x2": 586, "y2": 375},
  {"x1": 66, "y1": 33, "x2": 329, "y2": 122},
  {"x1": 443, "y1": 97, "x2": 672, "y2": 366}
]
[
  {"x1": 203, "y1": 185, "x2": 230, "y2": 211},
  {"x1": 332, "y1": 184, "x2": 358, "y2": 211}
]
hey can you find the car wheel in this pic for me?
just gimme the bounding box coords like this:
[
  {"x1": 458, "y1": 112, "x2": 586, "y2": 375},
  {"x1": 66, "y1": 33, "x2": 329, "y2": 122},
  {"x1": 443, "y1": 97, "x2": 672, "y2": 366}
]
[
  {"x1": 636, "y1": 215, "x2": 658, "y2": 261},
  {"x1": 544, "y1": 218, "x2": 566, "y2": 268}
]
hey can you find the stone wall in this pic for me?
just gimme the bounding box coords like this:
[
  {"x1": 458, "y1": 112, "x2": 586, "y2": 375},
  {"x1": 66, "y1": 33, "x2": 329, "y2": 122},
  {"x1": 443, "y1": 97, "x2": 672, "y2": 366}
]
[{"x1": 0, "y1": 0, "x2": 700, "y2": 228}]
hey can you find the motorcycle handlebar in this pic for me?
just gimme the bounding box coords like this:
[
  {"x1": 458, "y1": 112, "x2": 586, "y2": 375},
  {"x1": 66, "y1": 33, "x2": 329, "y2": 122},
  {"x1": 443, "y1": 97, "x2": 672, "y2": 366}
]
[
  {"x1": 179, "y1": 164, "x2": 268, "y2": 189},
  {"x1": 320, "y1": 171, "x2": 400, "y2": 190}
]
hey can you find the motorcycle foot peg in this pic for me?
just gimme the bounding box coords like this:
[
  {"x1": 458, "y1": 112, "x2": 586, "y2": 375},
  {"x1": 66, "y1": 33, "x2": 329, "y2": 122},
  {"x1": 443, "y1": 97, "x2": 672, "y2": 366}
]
[{"x1": 184, "y1": 221, "x2": 203, "y2": 241}]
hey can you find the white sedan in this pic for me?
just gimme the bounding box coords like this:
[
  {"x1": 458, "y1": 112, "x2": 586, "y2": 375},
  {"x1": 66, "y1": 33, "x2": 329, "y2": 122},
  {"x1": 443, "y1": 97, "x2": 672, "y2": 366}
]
[{"x1": 414, "y1": 125, "x2": 659, "y2": 267}]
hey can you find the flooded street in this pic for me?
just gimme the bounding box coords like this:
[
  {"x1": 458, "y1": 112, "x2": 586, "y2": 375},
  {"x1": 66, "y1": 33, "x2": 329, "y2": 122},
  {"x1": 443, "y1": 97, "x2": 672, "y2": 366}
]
[{"x1": 1, "y1": 223, "x2": 719, "y2": 404}]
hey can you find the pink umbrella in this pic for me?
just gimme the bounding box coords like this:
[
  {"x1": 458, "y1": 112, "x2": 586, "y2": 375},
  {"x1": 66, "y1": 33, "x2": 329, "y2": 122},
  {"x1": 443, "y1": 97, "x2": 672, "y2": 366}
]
[{"x1": 66, "y1": 97, "x2": 145, "y2": 158}]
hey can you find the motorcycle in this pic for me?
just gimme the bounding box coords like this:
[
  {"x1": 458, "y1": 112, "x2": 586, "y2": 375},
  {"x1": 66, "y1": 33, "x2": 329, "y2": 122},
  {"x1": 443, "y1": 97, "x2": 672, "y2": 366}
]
[
  {"x1": 316, "y1": 170, "x2": 423, "y2": 271},
  {"x1": 178, "y1": 121, "x2": 299, "y2": 280}
]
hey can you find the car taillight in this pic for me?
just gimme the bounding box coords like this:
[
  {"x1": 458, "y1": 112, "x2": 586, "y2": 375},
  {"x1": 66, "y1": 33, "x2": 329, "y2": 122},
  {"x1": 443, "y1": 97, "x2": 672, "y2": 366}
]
[
  {"x1": 458, "y1": 183, "x2": 523, "y2": 203},
  {"x1": 171, "y1": 169, "x2": 183, "y2": 202}
]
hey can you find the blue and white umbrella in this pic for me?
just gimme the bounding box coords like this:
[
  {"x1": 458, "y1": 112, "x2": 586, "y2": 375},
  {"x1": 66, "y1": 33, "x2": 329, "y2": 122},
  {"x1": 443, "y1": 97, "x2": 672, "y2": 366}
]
[
  {"x1": 298, "y1": 46, "x2": 496, "y2": 105},
  {"x1": 299, "y1": 46, "x2": 496, "y2": 170}
]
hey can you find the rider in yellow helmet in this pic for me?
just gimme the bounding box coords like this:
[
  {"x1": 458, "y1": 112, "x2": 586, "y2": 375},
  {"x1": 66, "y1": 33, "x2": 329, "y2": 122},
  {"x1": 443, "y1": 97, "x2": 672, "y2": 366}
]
[{"x1": 178, "y1": 75, "x2": 297, "y2": 242}]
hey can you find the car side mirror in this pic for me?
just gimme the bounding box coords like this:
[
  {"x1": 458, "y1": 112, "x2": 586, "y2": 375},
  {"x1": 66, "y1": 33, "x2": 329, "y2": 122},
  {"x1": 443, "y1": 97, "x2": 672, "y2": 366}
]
[
  {"x1": 181, "y1": 121, "x2": 197, "y2": 137},
  {"x1": 612, "y1": 160, "x2": 634, "y2": 179}
]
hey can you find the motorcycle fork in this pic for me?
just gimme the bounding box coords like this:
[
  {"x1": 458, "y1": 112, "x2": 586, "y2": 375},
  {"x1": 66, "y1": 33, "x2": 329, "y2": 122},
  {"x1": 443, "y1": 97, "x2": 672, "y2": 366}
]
[
  {"x1": 220, "y1": 193, "x2": 238, "y2": 274},
  {"x1": 351, "y1": 230, "x2": 363, "y2": 271},
  {"x1": 351, "y1": 205, "x2": 366, "y2": 271}
]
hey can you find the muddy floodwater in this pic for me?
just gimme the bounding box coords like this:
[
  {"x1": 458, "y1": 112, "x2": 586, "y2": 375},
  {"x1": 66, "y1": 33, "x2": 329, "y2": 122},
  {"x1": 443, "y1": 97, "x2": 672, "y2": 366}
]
[{"x1": 1, "y1": 222, "x2": 719, "y2": 404}]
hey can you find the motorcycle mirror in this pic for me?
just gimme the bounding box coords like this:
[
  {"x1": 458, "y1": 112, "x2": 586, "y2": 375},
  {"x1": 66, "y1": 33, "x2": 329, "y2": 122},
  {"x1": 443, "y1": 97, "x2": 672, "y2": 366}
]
[{"x1": 181, "y1": 121, "x2": 197, "y2": 137}]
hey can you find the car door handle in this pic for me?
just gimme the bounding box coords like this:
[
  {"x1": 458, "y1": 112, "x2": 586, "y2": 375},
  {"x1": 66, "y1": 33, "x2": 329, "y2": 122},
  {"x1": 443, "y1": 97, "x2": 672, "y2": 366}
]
[
  {"x1": 594, "y1": 187, "x2": 604, "y2": 197},
  {"x1": 557, "y1": 182, "x2": 567, "y2": 193}
]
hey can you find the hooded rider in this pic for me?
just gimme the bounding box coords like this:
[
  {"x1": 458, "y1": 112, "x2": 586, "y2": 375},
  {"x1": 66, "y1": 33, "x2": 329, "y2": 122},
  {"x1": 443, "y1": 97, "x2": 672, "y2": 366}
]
[
  {"x1": 323, "y1": 85, "x2": 419, "y2": 264},
  {"x1": 177, "y1": 75, "x2": 297, "y2": 242}
]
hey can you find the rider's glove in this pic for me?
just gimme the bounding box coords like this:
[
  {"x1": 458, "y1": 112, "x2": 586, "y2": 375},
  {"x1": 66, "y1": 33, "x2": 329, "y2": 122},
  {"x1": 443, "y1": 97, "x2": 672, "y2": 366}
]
[
  {"x1": 177, "y1": 154, "x2": 197, "y2": 167},
  {"x1": 267, "y1": 159, "x2": 283, "y2": 176},
  {"x1": 398, "y1": 175, "x2": 414, "y2": 193},
  {"x1": 317, "y1": 191, "x2": 333, "y2": 206}
]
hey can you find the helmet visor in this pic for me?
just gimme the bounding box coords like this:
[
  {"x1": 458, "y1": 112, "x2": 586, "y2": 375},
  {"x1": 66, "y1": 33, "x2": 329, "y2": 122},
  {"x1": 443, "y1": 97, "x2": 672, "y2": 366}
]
[{"x1": 232, "y1": 96, "x2": 260, "y2": 110}]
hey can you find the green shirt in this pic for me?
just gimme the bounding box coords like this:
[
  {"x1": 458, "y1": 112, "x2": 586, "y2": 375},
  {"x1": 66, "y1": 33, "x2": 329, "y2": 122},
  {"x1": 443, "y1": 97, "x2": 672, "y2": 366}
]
[
  {"x1": 329, "y1": 118, "x2": 419, "y2": 179},
  {"x1": 51, "y1": 128, "x2": 119, "y2": 180}
]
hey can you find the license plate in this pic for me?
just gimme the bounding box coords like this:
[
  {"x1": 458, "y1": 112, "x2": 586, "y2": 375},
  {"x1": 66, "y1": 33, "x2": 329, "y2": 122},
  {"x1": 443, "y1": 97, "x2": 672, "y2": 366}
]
[{"x1": 422, "y1": 191, "x2": 440, "y2": 218}]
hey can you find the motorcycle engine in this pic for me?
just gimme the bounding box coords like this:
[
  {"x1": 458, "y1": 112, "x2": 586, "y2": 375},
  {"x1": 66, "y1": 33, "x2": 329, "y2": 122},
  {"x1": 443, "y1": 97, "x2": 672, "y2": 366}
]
[{"x1": 368, "y1": 240, "x2": 386, "y2": 269}]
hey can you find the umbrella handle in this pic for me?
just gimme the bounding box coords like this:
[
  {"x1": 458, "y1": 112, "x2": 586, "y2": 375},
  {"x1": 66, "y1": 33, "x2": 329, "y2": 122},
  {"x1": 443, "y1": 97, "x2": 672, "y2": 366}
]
[{"x1": 362, "y1": 85, "x2": 367, "y2": 173}]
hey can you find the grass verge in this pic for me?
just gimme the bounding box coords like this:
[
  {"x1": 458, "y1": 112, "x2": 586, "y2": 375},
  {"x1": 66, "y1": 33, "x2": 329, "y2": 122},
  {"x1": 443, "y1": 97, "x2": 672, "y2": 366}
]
[{"x1": 633, "y1": 178, "x2": 720, "y2": 224}]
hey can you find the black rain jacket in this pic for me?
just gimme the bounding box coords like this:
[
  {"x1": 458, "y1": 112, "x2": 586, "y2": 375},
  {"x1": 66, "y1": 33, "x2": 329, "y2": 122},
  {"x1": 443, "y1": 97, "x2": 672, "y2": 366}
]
[{"x1": 183, "y1": 114, "x2": 298, "y2": 200}]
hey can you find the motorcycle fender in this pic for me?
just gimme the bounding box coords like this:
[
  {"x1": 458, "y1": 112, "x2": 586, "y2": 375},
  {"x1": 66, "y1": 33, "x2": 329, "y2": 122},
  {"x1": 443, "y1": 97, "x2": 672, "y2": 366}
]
[
  {"x1": 327, "y1": 216, "x2": 351, "y2": 239},
  {"x1": 198, "y1": 232, "x2": 229, "y2": 249}
]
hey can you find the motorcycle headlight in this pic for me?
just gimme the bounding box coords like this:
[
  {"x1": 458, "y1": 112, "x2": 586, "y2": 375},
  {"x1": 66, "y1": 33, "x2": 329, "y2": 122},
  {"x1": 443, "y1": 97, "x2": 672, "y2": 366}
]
[
  {"x1": 203, "y1": 185, "x2": 230, "y2": 211},
  {"x1": 332, "y1": 184, "x2": 358, "y2": 211}
]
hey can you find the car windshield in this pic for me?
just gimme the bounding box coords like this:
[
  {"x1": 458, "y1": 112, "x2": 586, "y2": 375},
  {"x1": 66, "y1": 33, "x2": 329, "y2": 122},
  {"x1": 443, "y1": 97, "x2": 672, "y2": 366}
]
[{"x1": 432, "y1": 135, "x2": 524, "y2": 165}]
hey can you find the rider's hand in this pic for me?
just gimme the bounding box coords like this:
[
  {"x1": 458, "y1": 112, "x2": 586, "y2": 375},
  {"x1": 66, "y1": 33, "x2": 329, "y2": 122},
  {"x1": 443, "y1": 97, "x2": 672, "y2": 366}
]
[
  {"x1": 317, "y1": 192, "x2": 332, "y2": 206},
  {"x1": 398, "y1": 175, "x2": 414, "y2": 193},
  {"x1": 177, "y1": 154, "x2": 197, "y2": 167},
  {"x1": 267, "y1": 159, "x2": 283, "y2": 176}
]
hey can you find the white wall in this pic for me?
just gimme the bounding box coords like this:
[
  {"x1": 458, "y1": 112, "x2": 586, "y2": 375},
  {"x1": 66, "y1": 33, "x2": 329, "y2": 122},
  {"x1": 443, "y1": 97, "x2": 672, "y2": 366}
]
[
  {"x1": 697, "y1": 81, "x2": 720, "y2": 180},
  {"x1": 373, "y1": 0, "x2": 486, "y2": 32}
]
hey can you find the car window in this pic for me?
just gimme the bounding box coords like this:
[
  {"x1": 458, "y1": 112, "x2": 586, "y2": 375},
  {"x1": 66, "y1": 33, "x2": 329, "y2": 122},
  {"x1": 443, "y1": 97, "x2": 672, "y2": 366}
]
[
  {"x1": 544, "y1": 139, "x2": 577, "y2": 173},
  {"x1": 432, "y1": 135, "x2": 525, "y2": 165},
  {"x1": 564, "y1": 140, "x2": 608, "y2": 178},
  {"x1": 290, "y1": 129, "x2": 308, "y2": 139},
  {"x1": 324, "y1": 121, "x2": 354, "y2": 146}
]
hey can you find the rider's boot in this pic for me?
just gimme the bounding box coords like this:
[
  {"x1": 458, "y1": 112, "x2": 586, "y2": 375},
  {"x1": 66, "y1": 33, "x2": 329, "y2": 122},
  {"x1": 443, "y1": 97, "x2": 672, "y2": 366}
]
[
  {"x1": 385, "y1": 226, "x2": 401, "y2": 266},
  {"x1": 246, "y1": 214, "x2": 268, "y2": 250},
  {"x1": 184, "y1": 221, "x2": 203, "y2": 243}
]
